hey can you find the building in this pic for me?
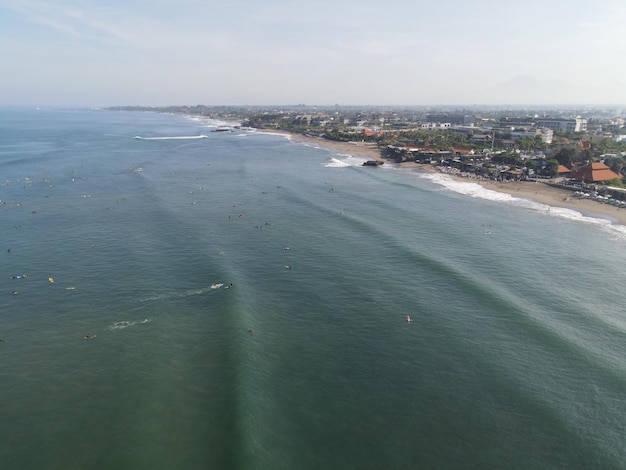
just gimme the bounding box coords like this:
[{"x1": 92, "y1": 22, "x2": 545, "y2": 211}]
[
  {"x1": 570, "y1": 162, "x2": 621, "y2": 183},
  {"x1": 420, "y1": 122, "x2": 451, "y2": 130},
  {"x1": 539, "y1": 128, "x2": 553, "y2": 144},
  {"x1": 535, "y1": 117, "x2": 587, "y2": 133},
  {"x1": 557, "y1": 165, "x2": 572, "y2": 177}
]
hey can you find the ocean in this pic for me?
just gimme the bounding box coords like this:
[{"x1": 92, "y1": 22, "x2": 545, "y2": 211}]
[{"x1": 1, "y1": 108, "x2": 625, "y2": 469}]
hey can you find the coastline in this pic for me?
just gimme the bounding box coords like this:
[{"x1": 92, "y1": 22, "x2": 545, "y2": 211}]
[
  {"x1": 256, "y1": 129, "x2": 385, "y2": 162},
  {"x1": 443, "y1": 173, "x2": 626, "y2": 226},
  {"x1": 256, "y1": 129, "x2": 626, "y2": 227}
]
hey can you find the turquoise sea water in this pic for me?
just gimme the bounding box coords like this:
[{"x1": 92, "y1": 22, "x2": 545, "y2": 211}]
[{"x1": 1, "y1": 108, "x2": 625, "y2": 469}]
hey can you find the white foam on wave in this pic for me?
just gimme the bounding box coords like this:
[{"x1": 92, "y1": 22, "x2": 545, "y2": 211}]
[
  {"x1": 183, "y1": 115, "x2": 240, "y2": 129},
  {"x1": 253, "y1": 130, "x2": 293, "y2": 141},
  {"x1": 134, "y1": 135, "x2": 208, "y2": 140},
  {"x1": 205, "y1": 120, "x2": 240, "y2": 129},
  {"x1": 109, "y1": 318, "x2": 149, "y2": 331},
  {"x1": 109, "y1": 320, "x2": 136, "y2": 330},
  {"x1": 139, "y1": 284, "x2": 226, "y2": 302},
  {"x1": 324, "y1": 154, "x2": 369, "y2": 168},
  {"x1": 422, "y1": 173, "x2": 626, "y2": 238},
  {"x1": 325, "y1": 157, "x2": 351, "y2": 168}
]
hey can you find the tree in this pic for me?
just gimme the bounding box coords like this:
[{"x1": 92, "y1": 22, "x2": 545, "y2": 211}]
[
  {"x1": 553, "y1": 147, "x2": 576, "y2": 167},
  {"x1": 545, "y1": 159, "x2": 559, "y2": 177},
  {"x1": 603, "y1": 156, "x2": 624, "y2": 174},
  {"x1": 491, "y1": 152, "x2": 522, "y2": 166}
]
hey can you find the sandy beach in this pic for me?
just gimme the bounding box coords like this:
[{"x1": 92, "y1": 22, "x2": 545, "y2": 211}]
[
  {"x1": 274, "y1": 132, "x2": 385, "y2": 162},
  {"x1": 265, "y1": 130, "x2": 626, "y2": 226},
  {"x1": 460, "y1": 178, "x2": 626, "y2": 226}
]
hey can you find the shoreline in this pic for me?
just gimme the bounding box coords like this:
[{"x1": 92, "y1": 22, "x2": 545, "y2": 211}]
[
  {"x1": 256, "y1": 129, "x2": 385, "y2": 162},
  {"x1": 443, "y1": 172, "x2": 626, "y2": 226},
  {"x1": 256, "y1": 129, "x2": 626, "y2": 227}
]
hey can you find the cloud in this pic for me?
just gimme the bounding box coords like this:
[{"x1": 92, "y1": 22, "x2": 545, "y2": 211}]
[
  {"x1": 1, "y1": 0, "x2": 625, "y2": 106},
  {"x1": 1, "y1": 0, "x2": 197, "y2": 48},
  {"x1": 2, "y1": 1, "x2": 116, "y2": 39}
]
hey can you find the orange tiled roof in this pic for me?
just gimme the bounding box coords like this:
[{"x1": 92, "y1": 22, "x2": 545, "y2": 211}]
[{"x1": 571, "y1": 162, "x2": 621, "y2": 182}]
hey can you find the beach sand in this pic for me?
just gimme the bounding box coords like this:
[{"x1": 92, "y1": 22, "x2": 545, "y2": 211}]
[
  {"x1": 273, "y1": 131, "x2": 385, "y2": 162},
  {"x1": 266, "y1": 130, "x2": 626, "y2": 226},
  {"x1": 458, "y1": 178, "x2": 626, "y2": 226}
]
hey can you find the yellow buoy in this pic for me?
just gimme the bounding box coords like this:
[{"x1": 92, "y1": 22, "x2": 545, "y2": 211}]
[{"x1": 48, "y1": 277, "x2": 54, "y2": 283}]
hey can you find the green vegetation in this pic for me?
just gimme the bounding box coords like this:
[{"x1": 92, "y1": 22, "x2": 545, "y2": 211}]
[{"x1": 108, "y1": 104, "x2": 626, "y2": 185}]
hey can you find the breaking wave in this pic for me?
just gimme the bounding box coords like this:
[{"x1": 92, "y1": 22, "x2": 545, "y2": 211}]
[
  {"x1": 324, "y1": 154, "x2": 370, "y2": 168},
  {"x1": 422, "y1": 172, "x2": 626, "y2": 238},
  {"x1": 139, "y1": 284, "x2": 228, "y2": 302},
  {"x1": 133, "y1": 135, "x2": 208, "y2": 140}
]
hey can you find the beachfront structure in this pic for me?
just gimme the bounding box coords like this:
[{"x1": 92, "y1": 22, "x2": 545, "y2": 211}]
[
  {"x1": 570, "y1": 162, "x2": 621, "y2": 183},
  {"x1": 421, "y1": 123, "x2": 451, "y2": 130},
  {"x1": 535, "y1": 117, "x2": 587, "y2": 133},
  {"x1": 557, "y1": 165, "x2": 572, "y2": 177}
]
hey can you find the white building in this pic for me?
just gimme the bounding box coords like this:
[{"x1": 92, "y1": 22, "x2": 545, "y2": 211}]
[
  {"x1": 420, "y1": 122, "x2": 451, "y2": 130},
  {"x1": 535, "y1": 117, "x2": 587, "y2": 133},
  {"x1": 539, "y1": 127, "x2": 553, "y2": 144}
]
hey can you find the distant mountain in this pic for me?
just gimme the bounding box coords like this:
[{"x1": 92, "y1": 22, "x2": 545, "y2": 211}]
[{"x1": 460, "y1": 75, "x2": 626, "y2": 105}]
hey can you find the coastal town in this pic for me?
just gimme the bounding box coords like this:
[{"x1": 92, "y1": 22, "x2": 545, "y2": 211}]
[
  {"x1": 110, "y1": 104, "x2": 626, "y2": 208},
  {"x1": 111, "y1": 104, "x2": 626, "y2": 174}
]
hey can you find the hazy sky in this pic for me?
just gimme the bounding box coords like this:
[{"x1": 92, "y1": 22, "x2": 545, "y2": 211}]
[{"x1": 2, "y1": 0, "x2": 626, "y2": 107}]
